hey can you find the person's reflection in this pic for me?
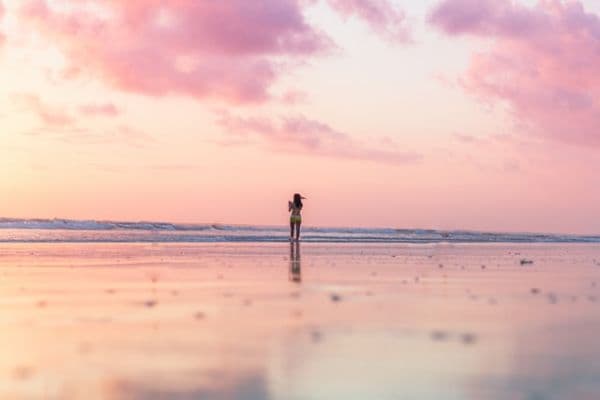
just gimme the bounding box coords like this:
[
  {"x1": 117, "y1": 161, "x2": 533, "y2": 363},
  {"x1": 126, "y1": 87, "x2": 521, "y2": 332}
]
[{"x1": 289, "y1": 241, "x2": 301, "y2": 283}]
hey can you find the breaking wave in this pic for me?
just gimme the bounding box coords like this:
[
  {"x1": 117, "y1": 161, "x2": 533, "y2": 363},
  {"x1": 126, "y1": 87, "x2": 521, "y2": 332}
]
[{"x1": 0, "y1": 218, "x2": 598, "y2": 243}]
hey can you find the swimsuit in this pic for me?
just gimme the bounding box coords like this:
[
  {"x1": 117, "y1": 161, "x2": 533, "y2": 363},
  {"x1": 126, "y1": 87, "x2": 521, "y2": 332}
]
[{"x1": 289, "y1": 203, "x2": 302, "y2": 224}]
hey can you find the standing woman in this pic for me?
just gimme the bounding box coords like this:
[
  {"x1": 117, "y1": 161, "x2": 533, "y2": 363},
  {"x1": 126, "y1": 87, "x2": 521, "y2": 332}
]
[{"x1": 288, "y1": 193, "x2": 306, "y2": 241}]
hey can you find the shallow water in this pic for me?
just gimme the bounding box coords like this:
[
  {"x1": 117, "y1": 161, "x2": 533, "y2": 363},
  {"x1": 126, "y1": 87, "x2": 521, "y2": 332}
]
[{"x1": 0, "y1": 243, "x2": 599, "y2": 399}]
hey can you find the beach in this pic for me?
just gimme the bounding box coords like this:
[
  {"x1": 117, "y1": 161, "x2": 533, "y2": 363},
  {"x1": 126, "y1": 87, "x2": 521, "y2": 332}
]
[{"x1": 0, "y1": 242, "x2": 599, "y2": 399}]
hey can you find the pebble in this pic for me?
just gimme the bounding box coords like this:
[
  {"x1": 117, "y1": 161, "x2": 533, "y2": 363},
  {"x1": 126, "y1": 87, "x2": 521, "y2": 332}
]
[
  {"x1": 430, "y1": 330, "x2": 449, "y2": 341},
  {"x1": 194, "y1": 312, "x2": 205, "y2": 320},
  {"x1": 144, "y1": 300, "x2": 157, "y2": 308},
  {"x1": 460, "y1": 333, "x2": 477, "y2": 345}
]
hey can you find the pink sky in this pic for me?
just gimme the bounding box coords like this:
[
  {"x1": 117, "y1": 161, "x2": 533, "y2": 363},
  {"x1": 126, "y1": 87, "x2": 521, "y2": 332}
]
[{"x1": 1, "y1": 0, "x2": 600, "y2": 234}]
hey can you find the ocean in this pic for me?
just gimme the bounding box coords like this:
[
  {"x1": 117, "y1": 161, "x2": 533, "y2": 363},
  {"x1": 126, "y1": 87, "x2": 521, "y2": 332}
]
[{"x1": 0, "y1": 218, "x2": 598, "y2": 243}]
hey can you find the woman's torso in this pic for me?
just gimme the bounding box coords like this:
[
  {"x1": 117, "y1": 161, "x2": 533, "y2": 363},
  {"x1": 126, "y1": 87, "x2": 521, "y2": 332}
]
[{"x1": 290, "y1": 204, "x2": 302, "y2": 217}]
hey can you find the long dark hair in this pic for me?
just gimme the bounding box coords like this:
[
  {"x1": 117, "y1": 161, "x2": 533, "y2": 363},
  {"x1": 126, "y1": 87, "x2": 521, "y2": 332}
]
[{"x1": 293, "y1": 193, "x2": 303, "y2": 209}]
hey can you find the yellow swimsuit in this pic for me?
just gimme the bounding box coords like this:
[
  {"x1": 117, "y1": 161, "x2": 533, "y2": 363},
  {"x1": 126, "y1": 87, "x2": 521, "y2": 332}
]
[{"x1": 289, "y1": 203, "x2": 302, "y2": 224}]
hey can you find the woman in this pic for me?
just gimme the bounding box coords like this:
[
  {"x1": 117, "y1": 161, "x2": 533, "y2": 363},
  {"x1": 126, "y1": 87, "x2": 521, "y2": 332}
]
[{"x1": 288, "y1": 193, "x2": 305, "y2": 241}]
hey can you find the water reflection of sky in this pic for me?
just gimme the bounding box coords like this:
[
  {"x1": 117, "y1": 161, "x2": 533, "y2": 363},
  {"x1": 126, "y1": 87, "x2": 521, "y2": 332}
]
[
  {"x1": 104, "y1": 374, "x2": 271, "y2": 400},
  {"x1": 268, "y1": 330, "x2": 485, "y2": 400},
  {"x1": 1, "y1": 243, "x2": 600, "y2": 399}
]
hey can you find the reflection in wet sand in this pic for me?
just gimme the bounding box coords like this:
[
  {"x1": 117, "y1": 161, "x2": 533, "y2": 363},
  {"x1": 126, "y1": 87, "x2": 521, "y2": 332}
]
[
  {"x1": 1, "y1": 243, "x2": 600, "y2": 399},
  {"x1": 289, "y1": 242, "x2": 301, "y2": 283},
  {"x1": 102, "y1": 373, "x2": 271, "y2": 400}
]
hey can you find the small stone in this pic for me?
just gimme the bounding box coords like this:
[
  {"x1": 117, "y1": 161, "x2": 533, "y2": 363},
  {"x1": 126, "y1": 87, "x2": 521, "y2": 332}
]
[
  {"x1": 144, "y1": 300, "x2": 157, "y2": 308},
  {"x1": 310, "y1": 330, "x2": 322, "y2": 343},
  {"x1": 330, "y1": 293, "x2": 342, "y2": 302},
  {"x1": 194, "y1": 312, "x2": 205, "y2": 320},
  {"x1": 430, "y1": 330, "x2": 449, "y2": 341},
  {"x1": 460, "y1": 333, "x2": 477, "y2": 345},
  {"x1": 13, "y1": 366, "x2": 34, "y2": 381}
]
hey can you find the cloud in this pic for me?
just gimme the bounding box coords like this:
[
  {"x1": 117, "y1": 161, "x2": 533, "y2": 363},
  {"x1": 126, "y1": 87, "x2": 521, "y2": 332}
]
[
  {"x1": 18, "y1": 0, "x2": 411, "y2": 104},
  {"x1": 453, "y1": 133, "x2": 485, "y2": 144},
  {"x1": 216, "y1": 111, "x2": 422, "y2": 165},
  {"x1": 13, "y1": 93, "x2": 74, "y2": 126},
  {"x1": 325, "y1": 0, "x2": 411, "y2": 42},
  {"x1": 79, "y1": 102, "x2": 120, "y2": 117},
  {"x1": 18, "y1": 0, "x2": 333, "y2": 104},
  {"x1": 429, "y1": 0, "x2": 545, "y2": 36},
  {"x1": 23, "y1": 124, "x2": 154, "y2": 147},
  {"x1": 430, "y1": 0, "x2": 600, "y2": 146},
  {"x1": 13, "y1": 93, "x2": 150, "y2": 146},
  {"x1": 280, "y1": 90, "x2": 309, "y2": 105}
]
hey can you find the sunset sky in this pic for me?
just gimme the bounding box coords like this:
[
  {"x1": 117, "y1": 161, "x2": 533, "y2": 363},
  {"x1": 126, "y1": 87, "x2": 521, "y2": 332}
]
[{"x1": 1, "y1": 0, "x2": 600, "y2": 233}]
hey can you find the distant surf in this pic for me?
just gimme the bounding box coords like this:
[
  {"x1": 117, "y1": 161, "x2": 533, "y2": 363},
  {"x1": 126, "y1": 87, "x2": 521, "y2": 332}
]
[{"x1": 0, "y1": 218, "x2": 599, "y2": 243}]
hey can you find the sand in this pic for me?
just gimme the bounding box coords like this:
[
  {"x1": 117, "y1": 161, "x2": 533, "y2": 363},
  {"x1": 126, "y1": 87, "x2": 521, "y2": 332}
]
[{"x1": 0, "y1": 242, "x2": 599, "y2": 399}]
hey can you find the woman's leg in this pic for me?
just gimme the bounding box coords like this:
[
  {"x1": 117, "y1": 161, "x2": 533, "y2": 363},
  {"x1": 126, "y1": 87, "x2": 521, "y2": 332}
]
[
  {"x1": 290, "y1": 222, "x2": 295, "y2": 239},
  {"x1": 295, "y1": 222, "x2": 301, "y2": 240}
]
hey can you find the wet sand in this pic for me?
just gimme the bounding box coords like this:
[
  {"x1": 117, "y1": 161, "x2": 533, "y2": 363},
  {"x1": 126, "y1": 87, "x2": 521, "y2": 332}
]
[{"x1": 0, "y1": 242, "x2": 599, "y2": 399}]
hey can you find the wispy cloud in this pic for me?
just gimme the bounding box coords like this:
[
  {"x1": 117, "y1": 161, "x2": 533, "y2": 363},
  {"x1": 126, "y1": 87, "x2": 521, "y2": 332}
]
[
  {"x1": 280, "y1": 90, "x2": 309, "y2": 105},
  {"x1": 216, "y1": 111, "x2": 422, "y2": 165},
  {"x1": 12, "y1": 93, "x2": 150, "y2": 146},
  {"x1": 13, "y1": 93, "x2": 74, "y2": 126},
  {"x1": 23, "y1": 124, "x2": 154, "y2": 148},
  {"x1": 430, "y1": 0, "x2": 600, "y2": 146},
  {"x1": 79, "y1": 103, "x2": 120, "y2": 117},
  {"x1": 326, "y1": 0, "x2": 412, "y2": 43}
]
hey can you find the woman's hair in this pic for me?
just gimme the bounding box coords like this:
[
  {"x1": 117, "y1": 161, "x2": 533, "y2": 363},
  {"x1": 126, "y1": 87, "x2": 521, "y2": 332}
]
[{"x1": 293, "y1": 193, "x2": 303, "y2": 209}]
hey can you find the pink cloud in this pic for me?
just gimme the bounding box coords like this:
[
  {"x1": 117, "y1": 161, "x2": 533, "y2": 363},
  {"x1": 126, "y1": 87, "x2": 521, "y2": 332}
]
[
  {"x1": 13, "y1": 93, "x2": 151, "y2": 146},
  {"x1": 216, "y1": 111, "x2": 422, "y2": 164},
  {"x1": 429, "y1": 0, "x2": 546, "y2": 36},
  {"x1": 453, "y1": 133, "x2": 485, "y2": 144},
  {"x1": 430, "y1": 0, "x2": 600, "y2": 146},
  {"x1": 280, "y1": 90, "x2": 309, "y2": 105},
  {"x1": 13, "y1": 93, "x2": 74, "y2": 126},
  {"x1": 326, "y1": 0, "x2": 411, "y2": 42},
  {"x1": 79, "y1": 103, "x2": 120, "y2": 117},
  {"x1": 19, "y1": 1, "x2": 411, "y2": 104},
  {"x1": 19, "y1": 0, "x2": 333, "y2": 104}
]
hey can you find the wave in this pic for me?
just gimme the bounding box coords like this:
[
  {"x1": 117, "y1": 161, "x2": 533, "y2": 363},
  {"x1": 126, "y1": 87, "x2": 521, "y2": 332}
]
[
  {"x1": 0, "y1": 218, "x2": 599, "y2": 243},
  {"x1": 0, "y1": 218, "x2": 212, "y2": 231}
]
